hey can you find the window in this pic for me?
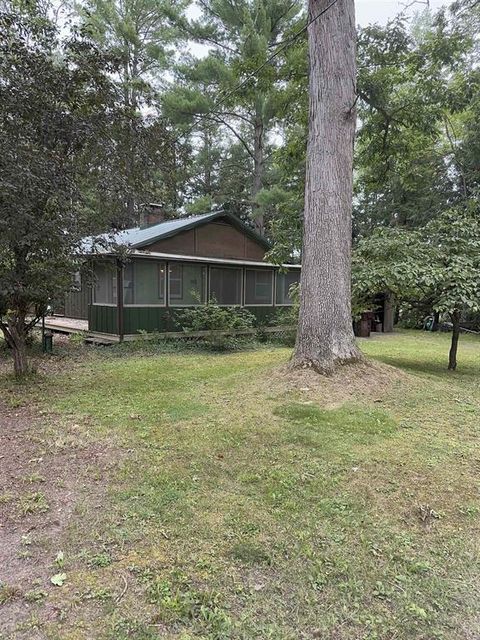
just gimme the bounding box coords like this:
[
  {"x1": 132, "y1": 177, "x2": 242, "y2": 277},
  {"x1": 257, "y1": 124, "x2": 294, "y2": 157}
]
[
  {"x1": 209, "y1": 267, "x2": 242, "y2": 305},
  {"x1": 169, "y1": 263, "x2": 206, "y2": 306},
  {"x1": 245, "y1": 269, "x2": 273, "y2": 305},
  {"x1": 94, "y1": 261, "x2": 117, "y2": 304},
  {"x1": 122, "y1": 260, "x2": 166, "y2": 305},
  {"x1": 169, "y1": 264, "x2": 183, "y2": 300},
  {"x1": 276, "y1": 270, "x2": 300, "y2": 305}
]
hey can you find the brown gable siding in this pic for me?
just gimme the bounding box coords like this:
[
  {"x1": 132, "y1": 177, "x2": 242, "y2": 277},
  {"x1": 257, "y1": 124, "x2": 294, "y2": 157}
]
[
  {"x1": 147, "y1": 228, "x2": 196, "y2": 255},
  {"x1": 245, "y1": 236, "x2": 266, "y2": 260},
  {"x1": 142, "y1": 220, "x2": 267, "y2": 261}
]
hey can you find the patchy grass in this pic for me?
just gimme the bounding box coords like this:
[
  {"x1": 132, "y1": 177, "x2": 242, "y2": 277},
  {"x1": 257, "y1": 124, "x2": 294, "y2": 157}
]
[
  {"x1": 0, "y1": 331, "x2": 479, "y2": 639},
  {"x1": 18, "y1": 492, "x2": 50, "y2": 516}
]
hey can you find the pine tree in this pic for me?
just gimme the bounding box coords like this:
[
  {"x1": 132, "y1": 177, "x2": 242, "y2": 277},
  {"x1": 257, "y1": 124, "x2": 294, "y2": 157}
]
[
  {"x1": 80, "y1": 0, "x2": 189, "y2": 221},
  {"x1": 292, "y1": 0, "x2": 362, "y2": 373},
  {"x1": 168, "y1": 0, "x2": 304, "y2": 231}
]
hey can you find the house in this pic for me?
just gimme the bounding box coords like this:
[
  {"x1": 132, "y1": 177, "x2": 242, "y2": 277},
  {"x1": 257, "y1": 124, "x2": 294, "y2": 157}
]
[{"x1": 64, "y1": 210, "x2": 301, "y2": 340}]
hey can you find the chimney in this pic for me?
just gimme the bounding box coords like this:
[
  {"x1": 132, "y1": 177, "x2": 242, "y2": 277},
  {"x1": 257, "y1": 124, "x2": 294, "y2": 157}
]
[{"x1": 142, "y1": 203, "x2": 166, "y2": 226}]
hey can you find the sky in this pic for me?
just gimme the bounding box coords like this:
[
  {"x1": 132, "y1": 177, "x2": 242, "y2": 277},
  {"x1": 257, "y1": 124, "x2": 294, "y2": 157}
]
[
  {"x1": 356, "y1": 0, "x2": 447, "y2": 25},
  {"x1": 187, "y1": 0, "x2": 449, "y2": 57},
  {"x1": 188, "y1": 0, "x2": 448, "y2": 26}
]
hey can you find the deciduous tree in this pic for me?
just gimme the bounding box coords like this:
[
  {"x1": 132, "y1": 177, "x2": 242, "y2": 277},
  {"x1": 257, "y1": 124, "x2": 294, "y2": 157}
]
[
  {"x1": 0, "y1": 7, "x2": 117, "y2": 376},
  {"x1": 353, "y1": 203, "x2": 480, "y2": 370}
]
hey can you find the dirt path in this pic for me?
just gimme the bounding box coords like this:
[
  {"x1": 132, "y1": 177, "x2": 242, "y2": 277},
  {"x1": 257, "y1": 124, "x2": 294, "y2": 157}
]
[{"x1": 0, "y1": 401, "x2": 115, "y2": 639}]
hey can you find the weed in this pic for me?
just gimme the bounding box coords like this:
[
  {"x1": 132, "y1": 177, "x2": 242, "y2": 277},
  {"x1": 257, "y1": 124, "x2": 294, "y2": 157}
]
[
  {"x1": 23, "y1": 472, "x2": 46, "y2": 484},
  {"x1": 86, "y1": 551, "x2": 112, "y2": 568},
  {"x1": 0, "y1": 584, "x2": 22, "y2": 605},
  {"x1": 19, "y1": 492, "x2": 50, "y2": 515},
  {"x1": 24, "y1": 589, "x2": 47, "y2": 603}
]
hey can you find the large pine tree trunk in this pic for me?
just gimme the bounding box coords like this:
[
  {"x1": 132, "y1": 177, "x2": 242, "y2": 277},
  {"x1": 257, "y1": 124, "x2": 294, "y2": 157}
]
[{"x1": 292, "y1": 0, "x2": 361, "y2": 373}]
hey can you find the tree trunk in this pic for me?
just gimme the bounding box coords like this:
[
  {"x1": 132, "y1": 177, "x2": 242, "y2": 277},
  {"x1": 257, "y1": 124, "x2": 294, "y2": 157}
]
[
  {"x1": 203, "y1": 126, "x2": 212, "y2": 195},
  {"x1": 448, "y1": 310, "x2": 460, "y2": 371},
  {"x1": 252, "y1": 104, "x2": 265, "y2": 234},
  {"x1": 383, "y1": 292, "x2": 395, "y2": 333},
  {"x1": 292, "y1": 0, "x2": 361, "y2": 374},
  {"x1": 124, "y1": 53, "x2": 138, "y2": 225},
  {"x1": 5, "y1": 313, "x2": 29, "y2": 377},
  {"x1": 431, "y1": 310, "x2": 440, "y2": 332}
]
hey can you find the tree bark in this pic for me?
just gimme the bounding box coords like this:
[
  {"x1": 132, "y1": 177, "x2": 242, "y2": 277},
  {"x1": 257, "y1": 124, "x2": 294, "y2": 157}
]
[
  {"x1": 292, "y1": 0, "x2": 362, "y2": 374},
  {"x1": 252, "y1": 104, "x2": 265, "y2": 234},
  {"x1": 383, "y1": 292, "x2": 395, "y2": 333},
  {"x1": 448, "y1": 309, "x2": 460, "y2": 371},
  {"x1": 4, "y1": 312, "x2": 30, "y2": 377},
  {"x1": 124, "y1": 51, "x2": 139, "y2": 225},
  {"x1": 203, "y1": 126, "x2": 212, "y2": 195}
]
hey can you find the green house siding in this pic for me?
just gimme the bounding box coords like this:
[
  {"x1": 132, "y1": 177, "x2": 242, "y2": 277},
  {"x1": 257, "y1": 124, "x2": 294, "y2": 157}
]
[
  {"x1": 89, "y1": 305, "x2": 118, "y2": 334},
  {"x1": 123, "y1": 307, "x2": 173, "y2": 334},
  {"x1": 89, "y1": 304, "x2": 283, "y2": 335}
]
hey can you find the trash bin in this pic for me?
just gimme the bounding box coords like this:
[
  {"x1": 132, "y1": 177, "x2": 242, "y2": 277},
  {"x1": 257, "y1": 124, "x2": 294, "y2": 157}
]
[{"x1": 42, "y1": 330, "x2": 53, "y2": 353}]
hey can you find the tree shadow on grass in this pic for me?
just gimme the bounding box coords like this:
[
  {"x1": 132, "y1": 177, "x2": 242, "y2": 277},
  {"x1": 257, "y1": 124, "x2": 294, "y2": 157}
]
[{"x1": 373, "y1": 354, "x2": 478, "y2": 381}]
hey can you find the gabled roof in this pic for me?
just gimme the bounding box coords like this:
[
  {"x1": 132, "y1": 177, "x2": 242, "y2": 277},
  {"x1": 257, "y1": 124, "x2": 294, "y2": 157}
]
[{"x1": 84, "y1": 210, "x2": 270, "y2": 253}]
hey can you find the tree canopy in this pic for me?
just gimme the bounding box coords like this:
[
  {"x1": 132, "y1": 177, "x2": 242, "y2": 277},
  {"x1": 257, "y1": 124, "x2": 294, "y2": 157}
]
[{"x1": 0, "y1": 5, "x2": 122, "y2": 374}]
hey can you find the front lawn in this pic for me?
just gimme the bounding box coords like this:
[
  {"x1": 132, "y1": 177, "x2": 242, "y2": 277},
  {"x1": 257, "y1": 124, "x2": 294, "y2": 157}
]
[{"x1": 0, "y1": 331, "x2": 479, "y2": 639}]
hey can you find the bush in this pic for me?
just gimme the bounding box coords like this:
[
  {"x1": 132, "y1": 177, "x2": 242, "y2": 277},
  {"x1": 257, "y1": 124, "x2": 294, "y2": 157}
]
[
  {"x1": 175, "y1": 299, "x2": 256, "y2": 351},
  {"x1": 265, "y1": 307, "x2": 297, "y2": 327}
]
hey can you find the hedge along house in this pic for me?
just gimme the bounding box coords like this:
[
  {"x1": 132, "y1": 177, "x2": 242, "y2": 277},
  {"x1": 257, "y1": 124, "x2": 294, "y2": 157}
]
[{"x1": 75, "y1": 211, "x2": 301, "y2": 340}]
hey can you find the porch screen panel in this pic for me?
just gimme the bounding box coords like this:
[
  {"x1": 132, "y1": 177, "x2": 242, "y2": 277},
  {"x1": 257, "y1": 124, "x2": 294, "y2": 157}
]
[
  {"x1": 169, "y1": 263, "x2": 206, "y2": 305},
  {"x1": 129, "y1": 260, "x2": 166, "y2": 305},
  {"x1": 123, "y1": 262, "x2": 134, "y2": 304},
  {"x1": 209, "y1": 267, "x2": 242, "y2": 305},
  {"x1": 275, "y1": 270, "x2": 300, "y2": 305},
  {"x1": 245, "y1": 269, "x2": 273, "y2": 305},
  {"x1": 94, "y1": 261, "x2": 117, "y2": 304}
]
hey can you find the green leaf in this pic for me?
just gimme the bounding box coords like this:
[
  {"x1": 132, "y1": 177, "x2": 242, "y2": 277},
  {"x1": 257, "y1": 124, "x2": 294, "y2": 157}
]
[{"x1": 50, "y1": 573, "x2": 67, "y2": 587}]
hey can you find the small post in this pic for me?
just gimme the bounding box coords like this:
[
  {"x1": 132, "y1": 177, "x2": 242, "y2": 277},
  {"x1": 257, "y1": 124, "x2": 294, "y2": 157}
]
[{"x1": 41, "y1": 314, "x2": 53, "y2": 353}]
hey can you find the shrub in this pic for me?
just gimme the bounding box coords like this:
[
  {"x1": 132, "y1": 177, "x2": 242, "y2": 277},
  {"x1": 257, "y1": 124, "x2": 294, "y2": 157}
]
[
  {"x1": 175, "y1": 299, "x2": 256, "y2": 351},
  {"x1": 266, "y1": 307, "x2": 297, "y2": 327},
  {"x1": 177, "y1": 300, "x2": 255, "y2": 333}
]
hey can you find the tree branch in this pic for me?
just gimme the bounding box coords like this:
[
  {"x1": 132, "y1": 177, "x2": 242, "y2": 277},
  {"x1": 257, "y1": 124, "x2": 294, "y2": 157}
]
[
  {"x1": 203, "y1": 115, "x2": 255, "y2": 160},
  {"x1": 443, "y1": 114, "x2": 468, "y2": 199}
]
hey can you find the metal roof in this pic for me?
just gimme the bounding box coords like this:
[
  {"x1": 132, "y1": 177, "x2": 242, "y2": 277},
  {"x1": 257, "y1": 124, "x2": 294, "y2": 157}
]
[{"x1": 83, "y1": 210, "x2": 271, "y2": 253}]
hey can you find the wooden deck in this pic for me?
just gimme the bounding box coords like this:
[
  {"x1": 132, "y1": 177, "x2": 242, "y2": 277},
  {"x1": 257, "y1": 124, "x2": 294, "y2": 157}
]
[
  {"x1": 36, "y1": 316, "x2": 296, "y2": 346},
  {"x1": 44, "y1": 316, "x2": 88, "y2": 333},
  {"x1": 38, "y1": 316, "x2": 120, "y2": 344}
]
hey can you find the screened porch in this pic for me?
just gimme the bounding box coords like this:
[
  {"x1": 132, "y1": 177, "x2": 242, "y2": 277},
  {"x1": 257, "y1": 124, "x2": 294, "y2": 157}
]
[{"x1": 92, "y1": 258, "x2": 300, "y2": 310}]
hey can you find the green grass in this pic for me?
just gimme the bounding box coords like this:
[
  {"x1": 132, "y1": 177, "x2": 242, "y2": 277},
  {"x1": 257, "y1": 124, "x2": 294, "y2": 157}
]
[{"x1": 2, "y1": 331, "x2": 480, "y2": 639}]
